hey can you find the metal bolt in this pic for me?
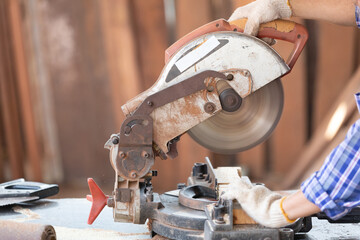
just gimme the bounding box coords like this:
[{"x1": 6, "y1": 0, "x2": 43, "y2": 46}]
[
  {"x1": 144, "y1": 152, "x2": 150, "y2": 158},
  {"x1": 204, "y1": 102, "x2": 216, "y2": 113},
  {"x1": 131, "y1": 172, "x2": 137, "y2": 178},
  {"x1": 196, "y1": 172, "x2": 205, "y2": 179},
  {"x1": 112, "y1": 138, "x2": 119, "y2": 144},
  {"x1": 216, "y1": 23, "x2": 220, "y2": 27},
  {"x1": 177, "y1": 183, "x2": 186, "y2": 189},
  {"x1": 147, "y1": 101, "x2": 153, "y2": 106},
  {"x1": 244, "y1": 70, "x2": 250, "y2": 77},
  {"x1": 119, "y1": 152, "x2": 125, "y2": 158},
  {"x1": 107, "y1": 197, "x2": 115, "y2": 208},
  {"x1": 124, "y1": 126, "x2": 131, "y2": 134},
  {"x1": 207, "y1": 85, "x2": 214, "y2": 92},
  {"x1": 226, "y1": 74, "x2": 234, "y2": 80}
]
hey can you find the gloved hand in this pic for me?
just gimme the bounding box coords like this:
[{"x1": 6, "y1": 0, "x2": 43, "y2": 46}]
[
  {"x1": 221, "y1": 178, "x2": 296, "y2": 228},
  {"x1": 228, "y1": 0, "x2": 292, "y2": 36}
]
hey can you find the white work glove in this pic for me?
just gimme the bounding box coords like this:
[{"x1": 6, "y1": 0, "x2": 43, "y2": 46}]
[
  {"x1": 221, "y1": 178, "x2": 295, "y2": 228},
  {"x1": 228, "y1": 0, "x2": 292, "y2": 36}
]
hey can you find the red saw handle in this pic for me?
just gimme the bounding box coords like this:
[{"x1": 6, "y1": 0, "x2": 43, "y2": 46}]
[{"x1": 165, "y1": 19, "x2": 308, "y2": 74}]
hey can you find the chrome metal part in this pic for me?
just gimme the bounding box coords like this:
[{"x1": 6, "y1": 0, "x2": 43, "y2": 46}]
[{"x1": 179, "y1": 185, "x2": 217, "y2": 211}]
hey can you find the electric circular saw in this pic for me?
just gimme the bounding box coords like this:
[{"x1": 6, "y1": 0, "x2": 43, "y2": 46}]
[{"x1": 86, "y1": 18, "x2": 308, "y2": 239}]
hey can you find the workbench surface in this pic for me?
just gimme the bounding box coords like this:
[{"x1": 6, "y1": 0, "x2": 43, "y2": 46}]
[{"x1": 0, "y1": 198, "x2": 359, "y2": 240}]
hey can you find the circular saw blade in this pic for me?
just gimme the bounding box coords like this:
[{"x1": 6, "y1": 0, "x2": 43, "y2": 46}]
[{"x1": 188, "y1": 79, "x2": 284, "y2": 154}]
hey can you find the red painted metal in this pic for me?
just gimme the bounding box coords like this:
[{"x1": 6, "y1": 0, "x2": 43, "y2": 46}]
[{"x1": 87, "y1": 178, "x2": 109, "y2": 224}]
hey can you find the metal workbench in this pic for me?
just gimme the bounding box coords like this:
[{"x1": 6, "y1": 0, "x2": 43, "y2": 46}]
[{"x1": 0, "y1": 198, "x2": 359, "y2": 240}]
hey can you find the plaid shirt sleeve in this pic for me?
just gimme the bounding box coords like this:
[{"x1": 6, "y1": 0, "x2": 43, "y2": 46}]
[
  {"x1": 357, "y1": 5, "x2": 360, "y2": 28},
  {"x1": 301, "y1": 93, "x2": 360, "y2": 220}
]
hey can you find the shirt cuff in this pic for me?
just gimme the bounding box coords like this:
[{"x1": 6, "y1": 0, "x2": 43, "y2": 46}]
[{"x1": 301, "y1": 173, "x2": 351, "y2": 220}]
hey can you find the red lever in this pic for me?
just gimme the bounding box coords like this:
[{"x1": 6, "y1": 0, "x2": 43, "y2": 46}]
[{"x1": 86, "y1": 178, "x2": 109, "y2": 224}]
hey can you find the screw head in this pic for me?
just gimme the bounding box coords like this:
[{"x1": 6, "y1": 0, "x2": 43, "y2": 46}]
[
  {"x1": 144, "y1": 153, "x2": 150, "y2": 158},
  {"x1": 204, "y1": 102, "x2": 216, "y2": 113},
  {"x1": 130, "y1": 172, "x2": 137, "y2": 178},
  {"x1": 207, "y1": 85, "x2": 214, "y2": 92},
  {"x1": 119, "y1": 152, "x2": 125, "y2": 158},
  {"x1": 147, "y1": 101, "x2": 153, "y2": 106},
  {"x1": 112, "y1": 138, "x2": 119, "y2": 144},
  {"x1": 226, "y1": 74, "x2": 234, "y2": 80}
]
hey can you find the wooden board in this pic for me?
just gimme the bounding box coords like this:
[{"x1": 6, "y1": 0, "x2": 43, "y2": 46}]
[
  {"x1": 32, "y1": 0, "x2": 117, "y2": 184},
  {"x1": 314, "y1": 23, "x2": 356, "y2": 128},
  {"x1": 270, "y1": 19, "x2": 307, "y2": 176},
  {"x1": 8, "y1": 0, "x2": 43, "y2": 181},
  {"x1": 99, "y1": 0, "x2": 142, "y2": 125},
  {"x1": 0, "y1": 0, "x2": 24, "y2": 179}
]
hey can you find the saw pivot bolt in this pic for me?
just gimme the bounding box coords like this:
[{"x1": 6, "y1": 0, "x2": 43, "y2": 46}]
[
  {"x1": 207, "y1": 85, "x2": 214, "y2": 92},
  {"x1": 147, "y1": 101, "x2": 153, "y2": 107}
]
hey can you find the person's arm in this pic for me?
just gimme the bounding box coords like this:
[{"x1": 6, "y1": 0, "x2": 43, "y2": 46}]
[
  {"x1": 290, "y1": 0, "x2": 356, "y2": 26},
  {"x1": 282, "y1": 190, "x2": 320, "y2": 220}
]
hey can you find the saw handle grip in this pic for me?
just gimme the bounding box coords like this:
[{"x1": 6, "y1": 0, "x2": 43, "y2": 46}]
[{"x1": 229, "y1": 19, "x2": 308, "y2": 70}]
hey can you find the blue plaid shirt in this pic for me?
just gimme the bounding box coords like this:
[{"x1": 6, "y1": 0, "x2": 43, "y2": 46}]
[{"x1": 301, "y1": 93, "x2": 360, "y2": 219}]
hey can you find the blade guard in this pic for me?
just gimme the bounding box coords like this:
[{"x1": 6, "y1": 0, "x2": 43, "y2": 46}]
[
  {"x1": 165, "y1": 18, "x2": 308, "y2": 70},
  {"x1": 86, "y1": 178, "x2": 109, "y2": 224}
]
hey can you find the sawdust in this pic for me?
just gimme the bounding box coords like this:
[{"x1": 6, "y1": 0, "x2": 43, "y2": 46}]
[{"x1": 11, "y1": 206, "x2": 40, "y2": 222}]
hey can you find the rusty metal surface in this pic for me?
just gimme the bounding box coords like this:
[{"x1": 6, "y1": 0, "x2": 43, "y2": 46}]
[
  {"x1": 122, "y1": 31, "x2": 289, "y2": 117},
  {"x1": 115, "y1": 188, "x2": 131, "y2": 203},
  {"x1": 117, "y1": 115, "x2": 154, "y2": 180}
]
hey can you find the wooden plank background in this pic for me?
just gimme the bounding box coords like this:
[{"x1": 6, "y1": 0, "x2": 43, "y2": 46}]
[{"x1": 0, "y1": 0, "x2": 359, "y2": 193}]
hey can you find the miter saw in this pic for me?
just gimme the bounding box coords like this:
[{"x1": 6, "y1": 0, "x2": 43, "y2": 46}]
[{"x1": 86, "y1": 19, "x2": 311, "y2": 239}]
